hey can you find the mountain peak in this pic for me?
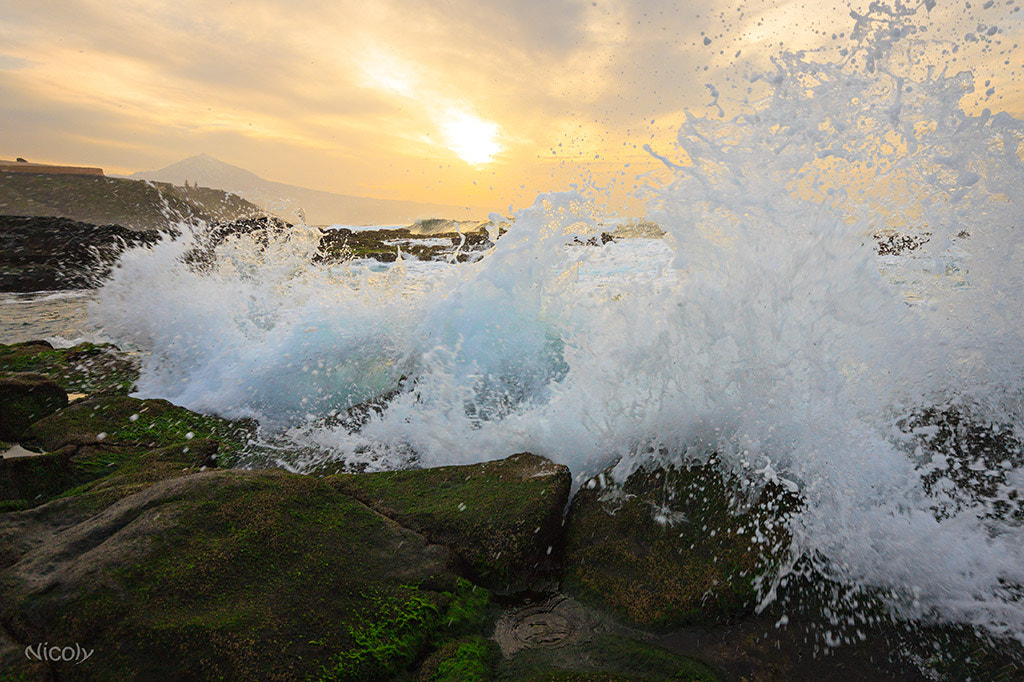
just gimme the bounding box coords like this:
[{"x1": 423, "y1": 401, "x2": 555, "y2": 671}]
[{"x1": 129, "y1": 156, "x2": 483, "y2": 225}]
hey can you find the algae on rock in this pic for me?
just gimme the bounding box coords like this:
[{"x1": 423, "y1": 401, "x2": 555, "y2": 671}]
[
  {"x1": 0, "y1": 340, "x2": 139, "y2": 395},
  {"x1": 562, "y1": 459, "x2": 799, "y2": 629},
  {"x1": 331, "y1": 452, "x2": 572, "y2": 591},
  {"x1": 0, "y1": 470, "x2": 492, "y2": 681}
]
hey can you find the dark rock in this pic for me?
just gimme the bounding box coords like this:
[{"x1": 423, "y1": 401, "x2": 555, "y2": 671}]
[
  {"x1": 331, "y1": 453, "x2": 572, "y2": 591},
  {"x1": 896, "y1": 404, "x2": 1024, "y2": 521},
  {"x1": 874, "y1": 231, "x2": 930, "y2": 255},
  {"x1": 0, "y1": 215, "x2": 164, "y2": 292},
  {"x1": 0, "y1": 469, "x2": 491, "y2": 681},
  {"x1": 0, "y1": 438, "x2": 223, "y2": 566},
  {"x1": 562, "y1": 459, "x2": 799, "y2": 629},
  {"x1": 0, "y1": 372, "x2": 67, "y2": 440},
  {"x1": 0, "y1": 453, "x2": 75, "y2": 514},
  {"x1": 183, "y1": 215, "x2": 293, "y2": 270}
]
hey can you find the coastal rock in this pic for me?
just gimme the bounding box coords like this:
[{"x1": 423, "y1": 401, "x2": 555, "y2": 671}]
[
  {"x1": 330, "y1": 453, "x2": 572, "y2": 591},
  {"x1": 0, "y1": 453, "x2": 76, "y2": 514},
  {"x1": 0, "y1": 340, "x2": 139, "y2": 395},
  {"x1": 562, "y1": 459, "x2": 799, "y2": 629},
  {"x1": 26, "y1": 394, "x2": 251, "y2": 460},
  {"x1": 0, "y1": 395, "x2": 253, "y2": 509},
  {"x1": 0, "y1": 438, "x2": 221, "y2": 563},
  {"x1": 0, "y1": 469, "x2": 490, "y2": 681},
  {"x1": 0, "y1": 215, "x2": 164, "y2": 292},
  {"x1": 416, "y1": 635, "x2": 501, "y2": 682},
  {"x1": 0, "y1": 372, "x2": 67, "y2": 440}
]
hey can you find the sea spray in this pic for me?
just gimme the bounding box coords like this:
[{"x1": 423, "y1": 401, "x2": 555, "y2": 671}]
[{"x1": 91, "y1": 1, "x2": 1024, "y2": 646}]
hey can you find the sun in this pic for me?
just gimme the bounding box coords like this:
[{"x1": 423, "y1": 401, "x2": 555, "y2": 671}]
[{"x1": 441, "y1": 111, "x2": 501, "y2": 165}]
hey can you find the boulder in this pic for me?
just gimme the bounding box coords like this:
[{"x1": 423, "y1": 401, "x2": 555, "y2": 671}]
[
  {"x1": 0, "y1": 453, "x2": 75, "y2": 513},
  {"x1": 0, "y1": 469, "x2": 491, "y2": 681},
  {"x1": 562, "y1": 459, "x2": 799, "y2": 629},
  {"x1": 0, "y1": 395, "x2": 253, "y2": 509},
  {"x1": 0, "y1": 340, "x2": 139, "y2": 395},
  {"x1": 26, "y1": 394, "x2": 251, "y2": 462},
  {"x1": 331, "y1": 453, "x2": 572, "y2": 591},
  {"x1": 0, "y1": 371, "x2": 67, "y2": 440}
]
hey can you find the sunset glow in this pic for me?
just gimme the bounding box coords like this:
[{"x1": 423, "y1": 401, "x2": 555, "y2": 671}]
[
  {"x1": 1, "y1": 0, "x2": 1022, "y2": 211},
  {"x1": 441, "y1": 111, "x2": 501, "y2": 165}
]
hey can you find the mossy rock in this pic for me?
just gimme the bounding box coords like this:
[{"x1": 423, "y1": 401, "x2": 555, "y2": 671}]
[
  {"x1": 330, "y1": 453, "x2": 572, "y2": 591},
  {"x1": 562, "y1": 460, "x2": 799, "y2": 629},
  {"x1": 0, "y1": 340, "x2": 139, "y2": 395},
  {"x1": 0, "y1": 469, "x2": 493, "y2": 681},
  {"x1": 1, "y1": 395, "x2": 254, "y2": 509},
  {"x1": 0, "y1": 371, "x2": 67, "y2": 440},
  {"x1": 417, "y1": 635, "x2": 500, "y2": 681},
  {"x1": 495, "y1": 634, "x2": 719, "y2": 682},
  {"x1": 0, "y1": 453, "x2": 76, "y2": 512},
  {"x1": 26, "y1": 394, "x2": 253, "y2": 466}
]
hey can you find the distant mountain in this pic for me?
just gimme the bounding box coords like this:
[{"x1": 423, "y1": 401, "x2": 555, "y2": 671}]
[
  {"x1": 0, "y1": 171, "x2": 263, "y2": 231},
  {"x1": 127, "y1": 154, "x2": 483, "y2": 226}
]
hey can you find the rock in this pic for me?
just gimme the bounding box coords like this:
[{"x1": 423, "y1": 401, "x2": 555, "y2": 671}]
[
  {"x1": 0, "y1": 438, "x2": 222, "y2": 570},
  {"x1": 0, "y1": 215, "x2": 164, "y2": 292},
  {"x1": 496, "y1": 631, "x2": 719, "y2": 681},
  {"x1": 26, "y1": 394, "x2": 251, "y2": 461},
  {"x1": 0, "y1": 453, "x2": 75, "y2": 513},
  {"x1": 0, "y1": 395, "x2": 253, "y2": 509},
  {"x1": 331, "y1": 453, "x2": 572, "y2": 591},
  {"x1": 0, "y1": 340, "x2": 139, "y2": 395},
  {"x1": 562, "y1": 459, "x2": 799, "y2": 629},
  {"x1": 0, "y1": 469, "x2": 492, "y2": 681},
  {"x1": 0, "y1": 371, "x2": 67, "y2": 440},
  {"x1": 417, "y1": 635, "x2": 500, "y2": 682},
  {"x1": 897, "y1": 404, "x2": 1024, "y2": 521}
]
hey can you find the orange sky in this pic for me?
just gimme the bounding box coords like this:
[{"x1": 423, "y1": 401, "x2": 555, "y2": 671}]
[{"x1": 2, "y1": 0, "x2": 1022, "y2": 214}]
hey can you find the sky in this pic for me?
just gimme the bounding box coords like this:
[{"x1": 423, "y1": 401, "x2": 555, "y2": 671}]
[{"x1": 2, "y1": 0, "x2": 1022, "y2": 214}]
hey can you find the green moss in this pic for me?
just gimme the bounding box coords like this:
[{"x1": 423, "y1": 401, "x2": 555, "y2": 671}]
[
  {"x1": 0, "y1": 341, "x2": 139, "y2": 395},
  {"x1": 0, "y1": 372, "x2": 68, "y2": 440},
  {"x1": 3, "y1": 471, "x2": 491, "y2": 681},
  {"x1": 0, "y1": 453, "x2": 75, "y2": 508},
  {"x1": 318, "y1": 588, "x2": 441, "y2": 681},
  {"x1": 1, "y1": 395, "x2": 253, "y2": 509},
  {"x1": 419, "y1": 636, "x2": 499, "y2": 682},
  {"x1": 329, "y1": 453, "x2": 571, "y2": 590},
  {"x1": 28, "y1": 394, "x2": 253, "y2": 465},
  {"x1": 562, "y1": 461, "x2": 799, "y2": 629}
]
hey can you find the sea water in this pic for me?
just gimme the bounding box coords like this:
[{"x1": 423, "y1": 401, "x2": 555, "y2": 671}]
[{"x1": 90, "y1": 3, "x2": 1024, "y2": 644}]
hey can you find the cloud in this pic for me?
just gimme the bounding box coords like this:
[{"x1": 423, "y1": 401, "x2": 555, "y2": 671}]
[{"x1": 1, "y1": 0, "x2": 1022, "y2": 208}]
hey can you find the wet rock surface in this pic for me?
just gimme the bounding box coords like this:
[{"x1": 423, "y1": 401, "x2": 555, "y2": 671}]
[
  {"x1": 562, "y1": 459, "x2": 799, "y2": 629},
  {"x1": 331, "y1": 452, "x2": 572, "y2": 591},
  {"x1": 0, "y1": 215, "x2": 164, "y2": 292},
  {"x1": 0, "y1": 470, "x2": 484, "y2": 681},
  {"x1": 0, "y1": 372, "x2": 67, "y2": 441},
  {"x1": 0, "y1": 340, "x2": 140, "y2": 395}
]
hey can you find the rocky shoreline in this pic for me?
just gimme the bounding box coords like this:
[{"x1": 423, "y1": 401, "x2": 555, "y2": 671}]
[
  {"x1": 1, "y1": 340, "x2": 1022, "y2": 680},
  {"x1": 0, "y1": 215, "x2": 498, "y2": 294}
]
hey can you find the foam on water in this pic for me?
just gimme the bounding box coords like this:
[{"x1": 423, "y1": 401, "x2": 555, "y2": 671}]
[{"x1": 92, "y1": 3, "x2": 1024, "y2": 642}]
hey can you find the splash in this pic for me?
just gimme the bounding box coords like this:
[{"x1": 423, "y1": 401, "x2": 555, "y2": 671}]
[{"x1": 92, "y1": 2, "x2": 1024, "y2": 643}]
